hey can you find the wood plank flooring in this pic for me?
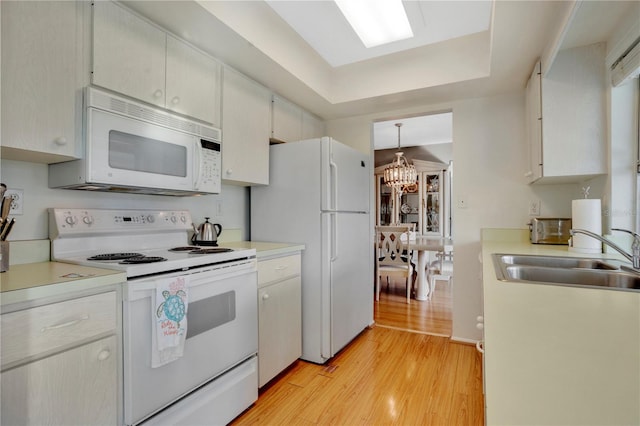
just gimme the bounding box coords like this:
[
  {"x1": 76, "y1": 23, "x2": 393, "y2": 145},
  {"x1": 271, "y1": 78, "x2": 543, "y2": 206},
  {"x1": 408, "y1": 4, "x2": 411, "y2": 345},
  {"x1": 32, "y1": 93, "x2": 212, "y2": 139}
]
[
  {"x1": 375, "y1": 276, "x2": 453, "y2": 336},
  {"x1": 231, "y1": 327, "x2": 484, "y2": 426},
  {"x1": 231, "y1": 277, "x2": 484, "y2": 425}
]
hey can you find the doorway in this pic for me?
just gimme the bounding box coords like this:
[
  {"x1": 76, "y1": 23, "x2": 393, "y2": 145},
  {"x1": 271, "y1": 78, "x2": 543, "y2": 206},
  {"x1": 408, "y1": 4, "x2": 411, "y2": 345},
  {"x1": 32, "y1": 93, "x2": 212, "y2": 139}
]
[{"x1": 372, "y1": 112, "x2": 453, "y2": 335}]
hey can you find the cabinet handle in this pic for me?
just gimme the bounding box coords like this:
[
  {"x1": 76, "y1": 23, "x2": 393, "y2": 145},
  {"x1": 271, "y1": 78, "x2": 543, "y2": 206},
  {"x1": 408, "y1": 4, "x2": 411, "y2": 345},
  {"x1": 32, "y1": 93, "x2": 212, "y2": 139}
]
[
  {"x1": 153, "y1": 89, "x2": 163, "y2": 99},
  {"x1": 54, "y1": 136, "x2": 67, "y2": 146},
  {"x1": 262, "y1": 293, "x2": 270, "y2": 300},
  {"x1": 476, "y1": 322, "x2": 484, "y2": 330},
  {"x1": 97, "y1": 349, "x2": 111, "y2": 362},
  {"x1": 275, "y1": 266, "x2": 288, "y2": 271},
  {"x1": 171, "y1": 96, "x2": 180, "y2": 105},
  {"x1": 226, "y1": 169, "x2": 233, "y2": 175},
  {"x1": 40, "y1": 314, "x2": 89, "y2": 332}
]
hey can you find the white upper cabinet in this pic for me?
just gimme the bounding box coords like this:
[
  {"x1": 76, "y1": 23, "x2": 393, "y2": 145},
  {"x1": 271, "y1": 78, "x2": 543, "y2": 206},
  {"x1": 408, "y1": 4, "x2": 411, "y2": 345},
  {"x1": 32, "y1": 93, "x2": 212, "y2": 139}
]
[
  {"x1": 1, "y1": 0, "x2": 85, "y2": 163},
  {"x1": 271, "y1": 95, "x2": 303, "y2": 143},
  {"x1": 221, "y1": 67, "x2": 271, "y2": 185},
  {"x1": 165, "y1": 35, "x2": 221, "y2": 125},
  {"x1": 272, "y1": 95, "x2": 325, "y2": 143},
  {"x1": 92, "y1": 1, "x2": 221, "y2": 126},
  {"x1": 302, "y1": 110, "x2": 326, "y2": 140},
  {"x1": 526, "y1": 43, "x2": 607, "y2": 184},
  {"x1": 92, "y1": 0, "x2": 166, "y2": 109}
]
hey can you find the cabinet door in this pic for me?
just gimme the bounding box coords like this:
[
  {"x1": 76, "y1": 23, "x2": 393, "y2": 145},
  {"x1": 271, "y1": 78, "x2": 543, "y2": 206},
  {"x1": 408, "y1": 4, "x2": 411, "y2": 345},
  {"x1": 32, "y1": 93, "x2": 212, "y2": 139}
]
[
  {"x1": 222, "y1": 67, "x2": 271, "y2": 185},
  {"x1": 92, "y1": 0, "x2": 166, "y2": 108},
  {"x1": 1, "y1": 336, "x2": 118, "y2": 426},
  {"x1": 525, "y1": 61, "x2": 543, "y2": 182},
  {"x1": 166, "y1": 35, "x2": 221, "y2": 125},
  {"x1": 258, "y1": 276, "x2": 301, "y2": 387},
  {"x1": 271, "y1": 95, "x2": 302, "y2": 143},
  {"x1": 1, "y1": 0, "x2": 83, "y2": 163},
  {"x1": 302, "y1": 110, "x2": 325, "y2": 139}
]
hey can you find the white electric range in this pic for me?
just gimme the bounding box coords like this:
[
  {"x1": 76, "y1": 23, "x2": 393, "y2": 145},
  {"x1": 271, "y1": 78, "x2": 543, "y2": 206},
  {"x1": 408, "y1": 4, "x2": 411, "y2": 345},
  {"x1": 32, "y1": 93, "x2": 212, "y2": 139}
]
[{"x1": 49, "y1": 208, "x2": 258, "y2": 426}]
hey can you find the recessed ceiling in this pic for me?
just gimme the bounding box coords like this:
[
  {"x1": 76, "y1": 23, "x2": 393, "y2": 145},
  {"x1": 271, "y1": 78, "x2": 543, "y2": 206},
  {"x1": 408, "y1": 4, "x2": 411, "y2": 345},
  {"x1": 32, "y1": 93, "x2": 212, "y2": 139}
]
[
  {"x1": 264, "y1": 1, "x2": 493, "y2": 67},
  {"x1": 373, "y1": 113, "x2": 453, "y2": 150}
]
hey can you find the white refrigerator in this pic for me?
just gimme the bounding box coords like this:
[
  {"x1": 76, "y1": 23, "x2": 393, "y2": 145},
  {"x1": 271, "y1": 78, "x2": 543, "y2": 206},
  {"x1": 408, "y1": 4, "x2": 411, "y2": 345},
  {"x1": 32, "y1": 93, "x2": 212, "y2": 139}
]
[{"x1": 251, "y1": 137, "x2": 373, "y2": 364}]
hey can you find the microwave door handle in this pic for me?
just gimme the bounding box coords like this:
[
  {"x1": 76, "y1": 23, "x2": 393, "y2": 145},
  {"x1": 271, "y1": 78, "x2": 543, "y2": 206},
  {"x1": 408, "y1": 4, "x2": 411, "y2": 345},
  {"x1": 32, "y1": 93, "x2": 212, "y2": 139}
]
[{"x1": 193, "y1": 142, "x2": 202, "y2": 189}]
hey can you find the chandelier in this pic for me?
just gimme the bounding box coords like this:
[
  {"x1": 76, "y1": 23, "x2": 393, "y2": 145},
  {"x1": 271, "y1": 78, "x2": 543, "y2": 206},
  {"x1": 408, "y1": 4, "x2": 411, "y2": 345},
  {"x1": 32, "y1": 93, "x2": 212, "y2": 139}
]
[{"x1": 383, "y1": 123, "x2": 417, "y2": 189}]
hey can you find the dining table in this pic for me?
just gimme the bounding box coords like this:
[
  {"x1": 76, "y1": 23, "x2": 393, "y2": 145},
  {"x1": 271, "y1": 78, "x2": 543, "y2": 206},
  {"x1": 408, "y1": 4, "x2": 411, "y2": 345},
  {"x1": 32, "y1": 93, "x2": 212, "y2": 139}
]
[{"x1": 406, "y1": 235, "x2": 454, "y2": 300}]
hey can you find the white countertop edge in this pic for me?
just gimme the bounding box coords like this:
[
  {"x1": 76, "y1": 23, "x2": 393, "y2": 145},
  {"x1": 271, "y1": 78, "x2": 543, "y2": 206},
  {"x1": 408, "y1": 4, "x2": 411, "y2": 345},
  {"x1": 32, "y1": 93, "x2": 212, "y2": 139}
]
[{"x1": 1, "y1": 273, "x2": 126, "y2": 308}]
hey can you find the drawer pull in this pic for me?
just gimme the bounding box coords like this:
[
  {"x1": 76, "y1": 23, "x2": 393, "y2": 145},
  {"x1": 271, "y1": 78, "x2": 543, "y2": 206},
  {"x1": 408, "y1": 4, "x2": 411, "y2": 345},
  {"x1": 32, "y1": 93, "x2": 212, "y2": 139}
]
[
  {"x1": 97, "y1": 349, "x2": 111, "y2": 361},
  {"x1": 275, "y1": 266, "x2": 288, "y2": 271},
  {"x1": 40, "y1": 315, "x2": 89, "y2": 332},
  {"x1": 262, "y1": 293, "x2": 270, "y2": 301}
]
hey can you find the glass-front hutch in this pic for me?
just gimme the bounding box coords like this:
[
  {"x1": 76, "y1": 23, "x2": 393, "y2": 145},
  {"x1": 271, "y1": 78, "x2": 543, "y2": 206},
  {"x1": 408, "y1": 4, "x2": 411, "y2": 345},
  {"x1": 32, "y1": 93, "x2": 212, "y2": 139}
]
[{"x1": 375, "y1": 160, "x2": 450, "y2": 236}]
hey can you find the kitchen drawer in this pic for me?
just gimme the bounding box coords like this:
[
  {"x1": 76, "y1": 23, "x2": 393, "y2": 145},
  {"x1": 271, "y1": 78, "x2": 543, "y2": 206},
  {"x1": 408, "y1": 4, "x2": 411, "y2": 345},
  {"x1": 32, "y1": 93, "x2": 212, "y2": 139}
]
[
  {"x1": 258, "y1": 254, "x2": 301, "y2": 287},
  {"x1": 1, "y1": 291, "x2": 116, "y2": 369}
]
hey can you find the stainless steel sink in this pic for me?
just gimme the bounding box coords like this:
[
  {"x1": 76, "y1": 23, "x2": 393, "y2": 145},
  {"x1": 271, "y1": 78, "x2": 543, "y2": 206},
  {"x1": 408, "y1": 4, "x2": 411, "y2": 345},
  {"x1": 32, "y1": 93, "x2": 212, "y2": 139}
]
[
  {"x1": 492, "y1": 253, "x2": 640, "y2": 292},
  {"x1": 496, "y1": 254, "x2": 621, "y2": 270}
]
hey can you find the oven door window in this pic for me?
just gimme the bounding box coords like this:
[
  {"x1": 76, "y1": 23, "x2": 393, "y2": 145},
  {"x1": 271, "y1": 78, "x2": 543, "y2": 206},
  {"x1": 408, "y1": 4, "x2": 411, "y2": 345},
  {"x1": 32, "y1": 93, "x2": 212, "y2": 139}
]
[
  {"x1": 186, "y1": 290, "x2": 235, "y2": 339},
  {"x1": 109, "y1": 130, "x2": 187, "y2": 177}
]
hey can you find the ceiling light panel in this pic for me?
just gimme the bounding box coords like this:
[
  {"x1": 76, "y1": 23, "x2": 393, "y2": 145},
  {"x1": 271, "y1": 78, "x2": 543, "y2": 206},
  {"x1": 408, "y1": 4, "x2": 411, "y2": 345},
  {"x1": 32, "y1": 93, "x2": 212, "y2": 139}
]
[{"x1": 335, "y1": 0, "x2": 413, "y2": 48}]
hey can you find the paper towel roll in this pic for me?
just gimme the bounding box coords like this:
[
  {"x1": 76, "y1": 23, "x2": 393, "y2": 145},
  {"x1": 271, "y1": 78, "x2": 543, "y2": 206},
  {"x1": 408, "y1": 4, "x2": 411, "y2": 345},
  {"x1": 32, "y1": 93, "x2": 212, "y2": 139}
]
[{"x1": 569, "y1": 199, "x2": 602, "y2": 253}]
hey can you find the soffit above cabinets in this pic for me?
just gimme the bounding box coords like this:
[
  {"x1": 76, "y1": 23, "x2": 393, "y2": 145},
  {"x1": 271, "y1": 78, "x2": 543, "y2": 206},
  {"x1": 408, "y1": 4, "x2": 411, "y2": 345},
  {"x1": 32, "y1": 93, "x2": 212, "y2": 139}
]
[{"x1": 121, "y1": 1, "x2": 632, "y2": 120}]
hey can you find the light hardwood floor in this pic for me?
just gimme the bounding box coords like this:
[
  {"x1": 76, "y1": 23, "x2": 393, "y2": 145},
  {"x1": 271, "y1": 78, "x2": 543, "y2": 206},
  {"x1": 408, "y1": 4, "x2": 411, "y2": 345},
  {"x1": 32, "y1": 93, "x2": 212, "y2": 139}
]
[
  {"x1": 375, "y1": 275, "x2": 453, "y2": 336},
  {"x1": 232, "y1": 276, "x2": 485, "y2": 425}
]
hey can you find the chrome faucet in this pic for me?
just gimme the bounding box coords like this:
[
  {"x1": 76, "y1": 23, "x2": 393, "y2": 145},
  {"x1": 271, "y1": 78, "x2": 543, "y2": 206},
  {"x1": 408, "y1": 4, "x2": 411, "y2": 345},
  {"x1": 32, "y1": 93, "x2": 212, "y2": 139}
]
[{"x1": 570, "y1": 228, "x2": 640, "y2": 269}]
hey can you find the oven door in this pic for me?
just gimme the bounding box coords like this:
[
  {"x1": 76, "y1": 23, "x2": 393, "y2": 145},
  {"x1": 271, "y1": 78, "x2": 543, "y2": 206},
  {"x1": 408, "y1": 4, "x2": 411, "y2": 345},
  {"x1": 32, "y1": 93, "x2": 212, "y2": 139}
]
[
  {"x1": 86, "y1": 107, "x2": 196, "y2": 192},
  {"x1": 122, "y1": 261, "x2": 258, "y2": 425}
]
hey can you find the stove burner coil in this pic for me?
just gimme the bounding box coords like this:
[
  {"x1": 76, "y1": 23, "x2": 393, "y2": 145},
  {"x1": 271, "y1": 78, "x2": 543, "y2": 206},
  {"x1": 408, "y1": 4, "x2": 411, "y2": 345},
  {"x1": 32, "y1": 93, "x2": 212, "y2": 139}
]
[
  {"x1": 119, "y1": 256, "x2": 168, "y2": 264},
  {"x1": 88, "y1": 252, "x2": 144, "y2": 261},
  {"x1": 189, "y1": 248, "x2": 234, "y2": 254},
  {"x1": 168, "y1": 246, "x2": 201, "y2": 252}
]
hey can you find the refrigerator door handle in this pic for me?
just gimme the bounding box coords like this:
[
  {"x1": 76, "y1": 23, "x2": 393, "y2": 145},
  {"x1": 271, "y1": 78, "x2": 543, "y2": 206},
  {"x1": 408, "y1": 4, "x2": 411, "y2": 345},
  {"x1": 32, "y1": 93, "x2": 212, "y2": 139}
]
[
  {"x1": 329, "y1": 159, "x2": 338, "y2": 211},
  {"x1": 330, "y1": 212, "x2": 338, "y2": 262}
]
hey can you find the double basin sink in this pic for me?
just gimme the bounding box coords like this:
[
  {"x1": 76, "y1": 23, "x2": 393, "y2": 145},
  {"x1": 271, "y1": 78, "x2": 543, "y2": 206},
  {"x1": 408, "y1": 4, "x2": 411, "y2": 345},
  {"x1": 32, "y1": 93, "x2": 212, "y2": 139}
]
[{"x1": 493, "y1": 254, "x2": 640, "y2": 292}]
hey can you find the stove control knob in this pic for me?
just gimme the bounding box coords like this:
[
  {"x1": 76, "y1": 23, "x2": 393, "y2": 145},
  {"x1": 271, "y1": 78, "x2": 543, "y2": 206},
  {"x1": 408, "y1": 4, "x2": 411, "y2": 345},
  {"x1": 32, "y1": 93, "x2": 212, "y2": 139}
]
[
  {"x1": 170, "y1": 216, "x2": 177, "y2": 223},
  {"x1": 146, "y1": 215, "x2": 155, "y2": 223},
  {"x1": 65, "y1": 216, "x2": 78, "y2": 226},
  {"x1": 82, "y1": 215, "x2": 94, "y2": 225},
  {"x1": 180, "y1": 216, "x2": 187, "y2": 223}
]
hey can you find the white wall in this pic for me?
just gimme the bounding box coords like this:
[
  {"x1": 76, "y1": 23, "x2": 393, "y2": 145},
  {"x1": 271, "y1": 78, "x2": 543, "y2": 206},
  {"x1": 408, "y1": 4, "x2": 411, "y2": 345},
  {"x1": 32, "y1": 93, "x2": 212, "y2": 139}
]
[
  {"x1": 0, "y1": 160, "x2": 249, "y2": 242},
  {"x1": 327, "y1": 91, "x2": 580, "y2": 342}
]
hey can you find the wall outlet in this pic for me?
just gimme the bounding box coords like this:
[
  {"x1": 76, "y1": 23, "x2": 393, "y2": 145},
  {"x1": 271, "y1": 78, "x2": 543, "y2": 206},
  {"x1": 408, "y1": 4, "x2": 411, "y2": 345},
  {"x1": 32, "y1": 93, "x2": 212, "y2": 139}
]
[
  {"x1": 4, "y1": 189, "x2": 24, "y2": 215},
  {"x1": 528, "y1": 199, "x2": 541, "y2": 216}
]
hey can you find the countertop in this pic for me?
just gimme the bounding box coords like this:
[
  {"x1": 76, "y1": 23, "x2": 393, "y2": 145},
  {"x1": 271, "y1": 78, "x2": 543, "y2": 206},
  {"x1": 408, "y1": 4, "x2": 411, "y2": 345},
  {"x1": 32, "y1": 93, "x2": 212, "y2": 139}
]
[
  {"x1": 0, "y1": 241, "x2": 303, "y2": 308},
  {"x1": 223, "y1": 241, "x2": 305, "y2": 259},
  {"x1": 481, "y1": 229, "x2": 640, "y2": 425},
  {"x1": 1, "y1": 262, "x2": 126, "y2": 307}
]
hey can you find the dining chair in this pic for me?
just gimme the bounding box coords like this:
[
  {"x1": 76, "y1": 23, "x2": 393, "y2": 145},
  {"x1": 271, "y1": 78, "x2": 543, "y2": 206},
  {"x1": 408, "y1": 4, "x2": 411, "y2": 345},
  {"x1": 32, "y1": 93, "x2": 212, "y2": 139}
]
[
  {"x1": 427, "y1": 249, "x2": 453, "y2": 297},
  {"x1": 375, "y1": 225, "x2": 414, "y2": 304}
]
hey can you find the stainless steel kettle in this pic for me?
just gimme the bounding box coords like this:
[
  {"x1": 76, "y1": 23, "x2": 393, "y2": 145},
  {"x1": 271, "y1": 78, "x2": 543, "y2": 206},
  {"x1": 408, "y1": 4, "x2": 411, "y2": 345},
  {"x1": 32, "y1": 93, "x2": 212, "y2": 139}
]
[{"x1": 191, "y1": 217, "x2": 222, "y2": 246}]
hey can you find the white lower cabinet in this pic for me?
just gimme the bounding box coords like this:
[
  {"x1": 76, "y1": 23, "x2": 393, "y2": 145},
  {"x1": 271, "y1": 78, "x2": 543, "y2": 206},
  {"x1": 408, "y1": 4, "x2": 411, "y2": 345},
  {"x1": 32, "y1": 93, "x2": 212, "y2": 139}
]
[
  {"x1": 257, "y1": 254, "x2": 302, "y2": 387},
  {"x1": 1, "y1": 336, "x2": 117, "y2": 426},
  {"x1": 1, "y1": 291, "x2": 119, "y2": 426}
]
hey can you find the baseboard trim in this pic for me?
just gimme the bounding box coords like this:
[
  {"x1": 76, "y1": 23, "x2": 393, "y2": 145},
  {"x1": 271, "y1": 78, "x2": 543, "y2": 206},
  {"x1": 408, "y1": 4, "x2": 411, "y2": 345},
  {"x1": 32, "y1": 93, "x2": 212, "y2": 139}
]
[{"x1": 450, "y1": 336, "x2": 480, "y2": 346}]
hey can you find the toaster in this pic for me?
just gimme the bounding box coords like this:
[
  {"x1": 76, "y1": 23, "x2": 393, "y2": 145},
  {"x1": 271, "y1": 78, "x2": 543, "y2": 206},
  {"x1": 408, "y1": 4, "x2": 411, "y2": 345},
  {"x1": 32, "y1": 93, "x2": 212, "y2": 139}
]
[{"x1": 529, "y1": 218, "x2": 572, "y2": 244}]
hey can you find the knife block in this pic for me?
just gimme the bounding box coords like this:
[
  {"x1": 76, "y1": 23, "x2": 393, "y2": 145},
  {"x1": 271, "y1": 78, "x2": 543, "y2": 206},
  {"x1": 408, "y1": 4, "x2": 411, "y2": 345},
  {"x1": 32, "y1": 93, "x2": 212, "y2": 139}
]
[{"x1": 0, "y1": 241, "x2": 9, "y2": 272}]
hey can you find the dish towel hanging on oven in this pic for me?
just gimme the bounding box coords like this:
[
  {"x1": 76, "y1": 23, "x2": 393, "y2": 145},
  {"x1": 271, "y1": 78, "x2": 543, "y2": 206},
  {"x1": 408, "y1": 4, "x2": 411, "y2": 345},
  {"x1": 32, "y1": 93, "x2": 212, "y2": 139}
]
[{"x1": 151, "y1": 275, "x2": 190, "y2": 368}]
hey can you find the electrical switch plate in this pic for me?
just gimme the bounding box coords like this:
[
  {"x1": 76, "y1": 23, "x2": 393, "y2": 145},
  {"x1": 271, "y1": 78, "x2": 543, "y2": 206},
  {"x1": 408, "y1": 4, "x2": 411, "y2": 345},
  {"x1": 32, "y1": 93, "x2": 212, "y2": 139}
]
[
  {"x1": 4, "y1": 189, "x2": 24, "y2": 215},
  {"x1": 529, "y1": 199, "x2": 541, "y2": 216}
]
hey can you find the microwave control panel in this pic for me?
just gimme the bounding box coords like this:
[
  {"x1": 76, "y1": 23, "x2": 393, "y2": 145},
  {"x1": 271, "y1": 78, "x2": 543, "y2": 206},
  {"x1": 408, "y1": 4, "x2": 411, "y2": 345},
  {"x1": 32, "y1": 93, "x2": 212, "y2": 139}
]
[{"x1": 197, "y1": 139, "x2": 221, "y2": 193}]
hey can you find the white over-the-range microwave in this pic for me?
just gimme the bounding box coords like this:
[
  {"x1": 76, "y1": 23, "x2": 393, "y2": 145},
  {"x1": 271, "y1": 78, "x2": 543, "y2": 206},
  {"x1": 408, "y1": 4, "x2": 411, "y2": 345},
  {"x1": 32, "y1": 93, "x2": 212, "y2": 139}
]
[{"x1": 49, "y1": 87, "x2": 221, "y2": 196}]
